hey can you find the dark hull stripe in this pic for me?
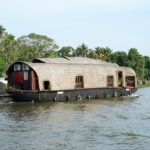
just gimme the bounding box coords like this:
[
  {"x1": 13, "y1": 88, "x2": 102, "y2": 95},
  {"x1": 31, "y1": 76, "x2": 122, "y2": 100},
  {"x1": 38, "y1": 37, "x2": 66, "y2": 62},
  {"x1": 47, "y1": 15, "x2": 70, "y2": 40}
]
[{"x1": 7, "y1": 87, "x2": 138, "y2": 102}]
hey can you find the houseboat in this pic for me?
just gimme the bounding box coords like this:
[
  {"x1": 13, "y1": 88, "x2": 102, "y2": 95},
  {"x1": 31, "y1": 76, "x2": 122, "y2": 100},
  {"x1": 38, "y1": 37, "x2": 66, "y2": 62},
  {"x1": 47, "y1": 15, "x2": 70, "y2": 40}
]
[{"x1": 6, "y1": 57, "x2": 138, "y2": 102}]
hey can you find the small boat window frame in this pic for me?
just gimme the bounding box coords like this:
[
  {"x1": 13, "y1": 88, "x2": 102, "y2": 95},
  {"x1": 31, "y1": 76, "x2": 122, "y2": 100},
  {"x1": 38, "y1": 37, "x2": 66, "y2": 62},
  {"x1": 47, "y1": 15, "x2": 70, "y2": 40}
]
[
  {"x1": 14, "y1": 64, "x2": 21, "y2": 71},
  {"x1": 22, "y1": 64, "x2": 30, "y2": 71},
  {"x1": 75, "y1": 75, "x2": 84, "y2": 89},
  {"x1": 118, "y1": 71, "x2": 124, "y2": 87},
  {"x1": 126, "y1": 76, "x2": 135, "y2": 87},
  {"x1": 43, "y1": 81, "x2": 50, "y2": 90},
  {"x1": 107, "y1": 76, "x2": 114, "y2": 87}
]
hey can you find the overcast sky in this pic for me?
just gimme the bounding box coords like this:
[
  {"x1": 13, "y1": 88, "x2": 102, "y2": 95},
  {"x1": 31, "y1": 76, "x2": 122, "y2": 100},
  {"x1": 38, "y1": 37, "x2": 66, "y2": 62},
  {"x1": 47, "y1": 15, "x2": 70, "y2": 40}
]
[{"x1": 1, "y1": 0, "x2": 150, "y2": 55}]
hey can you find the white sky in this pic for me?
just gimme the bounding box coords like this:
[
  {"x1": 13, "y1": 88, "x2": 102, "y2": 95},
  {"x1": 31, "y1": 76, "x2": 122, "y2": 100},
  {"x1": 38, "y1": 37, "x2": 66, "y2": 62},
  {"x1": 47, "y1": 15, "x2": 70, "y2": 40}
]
[{"x1": 1, "y1": 0, "x2": 150, "y2": 55}]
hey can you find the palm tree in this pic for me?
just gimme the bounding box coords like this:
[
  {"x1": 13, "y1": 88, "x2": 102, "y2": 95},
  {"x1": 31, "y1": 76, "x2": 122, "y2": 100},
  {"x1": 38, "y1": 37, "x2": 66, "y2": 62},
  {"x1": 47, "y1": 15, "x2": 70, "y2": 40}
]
[
  {"x1": 0, "y1": 25, "x2": 6, "y2": 37},
  {"x1": 95, "y1": 47, "x2": 105, "y2": 60},
  {"x1": 75, "y1": 43, "x2": 89, "y2": 57},
  {"x1": 95, "y1": 47, "x2": 112, "y2": 60}
]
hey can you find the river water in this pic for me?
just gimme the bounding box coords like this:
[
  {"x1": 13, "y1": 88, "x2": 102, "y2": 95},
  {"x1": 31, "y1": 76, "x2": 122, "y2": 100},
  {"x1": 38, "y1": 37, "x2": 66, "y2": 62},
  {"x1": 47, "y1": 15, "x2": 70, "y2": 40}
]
[{"x1": 0, "y1": 87, "x2": 150, "y2": 150}]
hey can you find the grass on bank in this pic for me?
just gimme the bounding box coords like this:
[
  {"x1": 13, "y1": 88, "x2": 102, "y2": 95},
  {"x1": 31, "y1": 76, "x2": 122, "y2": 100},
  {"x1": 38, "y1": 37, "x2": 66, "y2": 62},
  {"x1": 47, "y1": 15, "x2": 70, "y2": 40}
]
[{"x1": 139, "y1": 83, "x2": 150, "y2": 88}]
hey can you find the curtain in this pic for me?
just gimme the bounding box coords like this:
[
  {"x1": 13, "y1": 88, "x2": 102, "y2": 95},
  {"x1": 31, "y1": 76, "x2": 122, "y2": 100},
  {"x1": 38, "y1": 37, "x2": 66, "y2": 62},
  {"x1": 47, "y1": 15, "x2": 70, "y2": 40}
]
[{"x1": 16, "y1": 71, "x2": 24, "y2": 83}]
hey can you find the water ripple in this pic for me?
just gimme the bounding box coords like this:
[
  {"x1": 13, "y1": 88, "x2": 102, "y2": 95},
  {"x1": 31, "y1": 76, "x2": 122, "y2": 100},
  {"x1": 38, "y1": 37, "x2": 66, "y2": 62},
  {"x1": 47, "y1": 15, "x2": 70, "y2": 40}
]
[{"x1": 0, "y1": 88, "x2": 150, "y2": 150}]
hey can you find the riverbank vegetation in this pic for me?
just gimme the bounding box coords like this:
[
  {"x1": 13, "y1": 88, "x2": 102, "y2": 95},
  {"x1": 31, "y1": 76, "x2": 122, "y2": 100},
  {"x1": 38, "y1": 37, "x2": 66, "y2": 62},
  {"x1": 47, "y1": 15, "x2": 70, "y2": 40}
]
[{"x1": 0, "y1": 25, "x2": 150, "y2": 84}]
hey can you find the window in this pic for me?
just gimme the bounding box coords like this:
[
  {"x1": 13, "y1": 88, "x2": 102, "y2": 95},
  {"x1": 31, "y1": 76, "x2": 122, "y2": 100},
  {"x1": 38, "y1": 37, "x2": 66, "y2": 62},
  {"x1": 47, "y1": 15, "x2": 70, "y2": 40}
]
[
  {"x1": 107, "y1": 76, "x2": 114, "y2": 87},
  {"x1": 75, "y1": 76, "x2": 84, "y2": 88},
  {"x1": 22, "y1": 64, "x2": 29, "y2": 71},
  {"x1": 126, "y1": 76, "x2": 135, "y2": 87},
  {"x1": 43, "y1": 81, "x2": 50, "y2": 90},
  {"x1": 14, "y1": 64, "x2": 21, "y2": 71},
  {"x1": 118, "y1": 71, "x2": 123, "y2": 87},
  {"x1": 24, "y1": 71, "x2": 28, "y2": 80}
]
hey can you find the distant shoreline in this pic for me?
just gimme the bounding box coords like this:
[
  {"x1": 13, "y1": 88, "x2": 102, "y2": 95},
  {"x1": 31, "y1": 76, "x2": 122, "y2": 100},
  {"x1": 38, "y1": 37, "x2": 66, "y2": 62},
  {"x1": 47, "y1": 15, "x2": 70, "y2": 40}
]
[{"x1": 139, "y1": 83, "x2": 150, "y2": 88}]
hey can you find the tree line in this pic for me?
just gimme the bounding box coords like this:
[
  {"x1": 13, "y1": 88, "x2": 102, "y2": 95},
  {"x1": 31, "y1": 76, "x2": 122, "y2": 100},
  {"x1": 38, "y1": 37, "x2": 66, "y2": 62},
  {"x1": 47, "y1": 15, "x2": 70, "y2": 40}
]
[{"x1": 0, "y1": 25, "x2": 150, "y2": 82}]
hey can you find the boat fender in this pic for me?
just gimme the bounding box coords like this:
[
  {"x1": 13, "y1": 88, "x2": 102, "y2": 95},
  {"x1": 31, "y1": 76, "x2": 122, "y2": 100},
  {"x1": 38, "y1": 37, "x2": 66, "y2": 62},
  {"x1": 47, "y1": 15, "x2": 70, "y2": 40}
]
[
  {"x1": 54, "y1": 96, "x2": 59, "y2": 101},
  {"x1": 66, "y1": 95, "x2": 70, "y2": 101},
  {"x1": 87, "y1": 95, "x2": 91, "y2": 100},
  {"x1": 77, "y1": 95, "x2": 82, "y2": 100},
  {"x1": 128, "y1": 92, "x2": 131, "y2": 96},
  {"x1": 105, "y1": 93, "x2": 108, "y2": 98},
  {"x1": 96, "y1": 95, "x2": 99, "y2": 99},
  {"x1": 113, "y1": 91, "x2": 117, "y2": 97}
]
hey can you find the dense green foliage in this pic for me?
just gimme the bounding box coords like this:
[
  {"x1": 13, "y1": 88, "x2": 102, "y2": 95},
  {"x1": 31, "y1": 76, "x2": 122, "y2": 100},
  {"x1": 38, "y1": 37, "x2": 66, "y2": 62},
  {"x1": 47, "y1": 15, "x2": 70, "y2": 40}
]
[{"x1": 0, "y1": 25, "x2": 150, "y2": 82}]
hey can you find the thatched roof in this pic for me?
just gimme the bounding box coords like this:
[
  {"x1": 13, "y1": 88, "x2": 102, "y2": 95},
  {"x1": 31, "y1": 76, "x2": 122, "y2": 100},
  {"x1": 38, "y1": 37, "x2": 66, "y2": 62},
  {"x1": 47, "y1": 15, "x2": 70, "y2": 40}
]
[
  {"x1": 120, "y1": 67, "x2": 136, "y2": 75},
  {"x1": 19, "y1": 62, "x2": 122, "y2": 90},
  {"x1": 33, "y1": 57, "x2": 119, "y2": 67}
]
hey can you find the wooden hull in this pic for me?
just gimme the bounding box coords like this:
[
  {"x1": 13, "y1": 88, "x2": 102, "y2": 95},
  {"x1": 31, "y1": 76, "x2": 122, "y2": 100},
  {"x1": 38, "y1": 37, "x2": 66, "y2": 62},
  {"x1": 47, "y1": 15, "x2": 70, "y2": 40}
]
[{"x1": 6, "y1": 87, "x2": 138, "y2": 102}]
